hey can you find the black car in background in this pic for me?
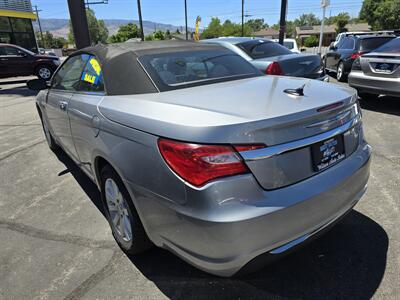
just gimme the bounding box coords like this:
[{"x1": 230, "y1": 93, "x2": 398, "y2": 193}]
[
  {"x1": 323, "y1": 34, "x2": 395, "y2": 81},
  {"x1": 0, "y1": 44, "x2": 60, "y2": 80}
]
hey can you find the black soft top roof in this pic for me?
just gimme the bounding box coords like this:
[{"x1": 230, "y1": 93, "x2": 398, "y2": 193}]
[{"x1": 73, "y1": 40, "x2": 225, "y2": 95}]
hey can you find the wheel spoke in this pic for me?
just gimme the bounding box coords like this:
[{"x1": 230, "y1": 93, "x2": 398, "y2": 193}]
[{"x1": 123, "y1": 215, "x2": 132, "y2": 241}]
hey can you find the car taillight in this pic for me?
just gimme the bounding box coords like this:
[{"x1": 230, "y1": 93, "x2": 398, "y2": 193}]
[
  {"x1": 158, "y1": 139, "x2": 264, "y2": 187},
  {"x1": 266, "y1": 62, "x2": 284, "y2": 75},
  {"x1": 350, "y1": 52, "x2": 364, "y2": 60}
]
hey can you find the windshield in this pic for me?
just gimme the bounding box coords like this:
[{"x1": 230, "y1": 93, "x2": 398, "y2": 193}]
[
  {"x1": 372, "y1": 37, "x2": 400, "y2": 53},
  {"x1": 236, "y1": 40, "x2": 292, "y2": 59},
  {"x1": 140, "y1": 50, "x2": 261, "y2": 91},
  {"x1": 360, "y1": 37, "x2": 395, "y2": 52}
]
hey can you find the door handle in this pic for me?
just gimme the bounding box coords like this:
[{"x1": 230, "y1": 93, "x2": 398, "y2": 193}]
[{"x1": 59, "y1": 101, "x2": 68, "y2": 111}]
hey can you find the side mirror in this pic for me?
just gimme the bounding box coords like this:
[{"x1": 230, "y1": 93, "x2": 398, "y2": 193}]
[
  {"x1": 17, "y1": 50, "x2": 27, "y2": 57},
  {"x1": 329, "y1": 42, "x2": 336, "y2": 50},
  {"x1": 27, "y1": 79, "x2": 49, "y2": 91}
]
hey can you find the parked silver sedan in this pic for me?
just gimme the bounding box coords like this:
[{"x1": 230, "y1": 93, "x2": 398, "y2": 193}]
[
  {"x1": 201, "y1": 37, "x2": 329, "y2": 81},
  {"x1": 349, "y1": 37, "x2": 400, "y2": 100},
  {"x1": 28, "y1": 41, "x2": 370, "y2": 277}
]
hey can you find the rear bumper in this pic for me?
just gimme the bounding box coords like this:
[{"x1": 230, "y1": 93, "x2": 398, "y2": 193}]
[
  {"x1": 349, "y1": 71, "x2": 400, "y2": 97},
  {"x1": 129, "y1": 141, "x2": 371, "y2": 277}
]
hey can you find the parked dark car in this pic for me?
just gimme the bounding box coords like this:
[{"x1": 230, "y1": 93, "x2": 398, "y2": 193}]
[
  {"x1": 324, "y1": 34, "x2": 395, "y2": 81},
  {"x1": 349, "y1": 37, "x2": 400, "y2": 100},
  {"x1": 0, "y1": 43, "x2": 60, "y2": 80}
]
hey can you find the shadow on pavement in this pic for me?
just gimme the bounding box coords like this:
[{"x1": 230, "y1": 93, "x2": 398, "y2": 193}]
[
  {"x1": 0, "y1": 84, "x2": 37, "y2": 97},
  {"x1": 54, "y1": 149, "x2": 105, "y2": 217},
  {"x1": 53, "y1": 120, "x2": 388, "y2": 300},
  {"x1": 359, "y1": 96, "x2": 400, "y2": 117}
]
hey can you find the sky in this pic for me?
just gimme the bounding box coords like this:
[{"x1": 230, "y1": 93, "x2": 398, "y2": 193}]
[{"x1": 32, "y1": 0, "x2": 364, "y2": 29}]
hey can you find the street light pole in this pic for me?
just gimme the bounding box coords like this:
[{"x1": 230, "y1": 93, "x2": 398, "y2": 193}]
[
  {"x1": 184, "y1": 0, "x2": 188, "y2": 40},
  {"x1": 318, "y1": 0, "x2": 330, "y2": 55},
  {"x1": 137, "y1": 0, "x2": 144, "y2": 41},
  {"x1": 241, "y1": 0, "x2": 244, "y2": 36},
  {"x1": 33, "y1": 5, "x2": 44, "y2": 48},
  {"x1": 67, "y1": 0, "x2": 90, "y2": 49},
  {"x1": 278, "y1": 0, "x2": 287, "y2": 45}
]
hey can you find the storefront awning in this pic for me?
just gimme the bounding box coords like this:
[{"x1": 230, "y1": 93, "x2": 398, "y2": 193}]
[{"x1": 0, "y1": 9, "x2": 37, "y2": 20}]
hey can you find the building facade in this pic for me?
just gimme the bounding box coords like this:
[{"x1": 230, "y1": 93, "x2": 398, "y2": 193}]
[
  {"x1": 295, "y1": 23, "x2": 371, "y2": 46},
  {"x1": 0, "y1": 0, "x2": 38, "y2": 52}
]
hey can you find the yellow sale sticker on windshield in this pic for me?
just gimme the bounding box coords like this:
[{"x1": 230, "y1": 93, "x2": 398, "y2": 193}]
[
  {"x1": 89, "y1": 58, "x2": 101, "y2": 75},
  {"x1": 82, "y1": 72, "x2": 98, "y2": 84}
]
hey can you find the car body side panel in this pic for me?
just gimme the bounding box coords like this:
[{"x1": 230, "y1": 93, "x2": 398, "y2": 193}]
[
  {"x1": 45, "y1": 89, "x2": 80, "y2": 160},
  {"x1": 68, "y1": 93, "x2": 104, "y2": 177}
]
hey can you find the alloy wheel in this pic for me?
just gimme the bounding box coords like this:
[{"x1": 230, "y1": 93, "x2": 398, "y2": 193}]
[
  {"x1": 105, "y1": 178, "x2": 133, "y2": 242},
  {"x1": 39, "y1": 67, "x2": 51, "y2": 80},
  {"x1": 337, "y1": 63, "x2": 343, "y2": 80}
]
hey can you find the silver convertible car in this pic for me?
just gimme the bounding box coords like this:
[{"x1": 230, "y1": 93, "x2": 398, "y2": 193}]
[{"x1": 28, "y1": 41, "x2": 371, "y2": 277}]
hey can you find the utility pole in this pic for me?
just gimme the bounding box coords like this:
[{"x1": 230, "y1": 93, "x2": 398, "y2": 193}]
[
  {"x1": 241, "y1": 0, "x2": 244, "y2": 36},
  {"x1": 318, "y1": 0, "x2": 330, "y2": 55},
  {"x1": 278, "y1": 0, "x2": 287, "y2": 45},
  {"x1": 33, "y1": 5, "x2": 44, "y2": 48},
  {"x1": 184, "y1": 0, "x2": 188, "y2": 40},
  {"x1": 67, "y1": 0, "x2": 90, "y2": 49},
  {"x1": 136, "y1": 0, "x2": 144, "y2": 41}
]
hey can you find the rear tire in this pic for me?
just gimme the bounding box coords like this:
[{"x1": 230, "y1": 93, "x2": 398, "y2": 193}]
[
  {"x1": 100, "y1": 165, "x2": 152, "y2": 255},
  {"x1": 40, "y1": 116, "x2": 59, "y2": 152},
  {"x1": 359, "y1": 92, "x2": 378, "y2": 101},
  {"x1": 336, "y1": 61, "x2": 347, "y2": 82},
  {"x1": 35, "y1": 65, "x2": 53, "y2": 80}
]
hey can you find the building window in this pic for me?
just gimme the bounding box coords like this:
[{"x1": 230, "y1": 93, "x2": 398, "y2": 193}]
[
  {"x1": 10, "y1": 18, "x2": 32, "y2": 32},
  {"x1": 0, "y1": 16, "x2": 11, "y2": 32},
  {"x1": 0, "y1": 16, "x2": 37, "y2": 52}
]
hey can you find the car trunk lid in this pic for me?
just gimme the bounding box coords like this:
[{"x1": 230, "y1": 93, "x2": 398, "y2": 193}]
[
  {"x1": 100, "y1": 76, "x2": 359, "y2": 189},
  {"x1": 360, "y1": 52, "x2": 400, "y2": 78},
  {"x1": 256, "y1": 54, "x2": 322, "y2": 78}
]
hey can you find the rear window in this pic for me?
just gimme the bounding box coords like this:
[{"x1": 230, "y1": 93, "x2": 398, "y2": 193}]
[
  {"x1": 360, "y1": 37, "x2": 395, "y2": 52},
  {"x1": 373, "y1": 37, "x2": 400, "y2": 53},
  {"x1": 139, "y1": 50, "x2": 261, "y2": 91},
  {"x1": 237, "y1": 40, "x2": 292, "y2": 59},
  {"x1": 283, "y1": 41, "x2": 294, "y2": 50}
]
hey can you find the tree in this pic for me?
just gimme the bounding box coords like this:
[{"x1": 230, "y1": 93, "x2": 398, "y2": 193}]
[
  {"x1": 335, "y1": 13, "x2": 350, "y2": 34},
  {"x1": 37, "y1": 31, "x2": 67, "y2": 48},
  {"x1": 201, "y1": 17, "x2": 252, "y2": 39},
  {"x1": 68, "y1": 8, "x2": 108, "y2": 45},
  {"x1": 144, "y1": 30, "x2": 166, "y2": 41},
  {"x1": 201, "y1": 17, "x2": 222, "y2": 39},
  {"x1": 294, "y1": 13, "x2": 321, "y2": 27},
  {"x1": 360, "y1": 0, "x2": 400, "y2": 30},
  {"x1": 246, "y1": 18, "x2": 268, "y2": 32},
  {"x1": 165, "y1": 29, "x2": 172, "y2": 39},
  {"x1": 109, "y1": 23, "x2": 139, "y2": 43},
  {"x1": 153, "y1": 30, "x2": 165, "y2": 40}
]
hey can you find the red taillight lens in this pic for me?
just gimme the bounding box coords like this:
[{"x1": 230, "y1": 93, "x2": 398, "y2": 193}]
[
  {"x1": 266, "y1": 61, "x2": 284, "y2": 75},
  {"x1": 351, "y1": 52, "x2": 364, "y2": 60},
  {"x1": 158, "y1": 139, "x2": 251, "y2": 187}
]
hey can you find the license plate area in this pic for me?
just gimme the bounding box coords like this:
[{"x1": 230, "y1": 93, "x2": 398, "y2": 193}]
[
  {"x1": 374, "y1": 62, "x2": 396, "y2": 73},
  {"x1": 311, "y1": 135, "x2": 345, "y2": 172}
]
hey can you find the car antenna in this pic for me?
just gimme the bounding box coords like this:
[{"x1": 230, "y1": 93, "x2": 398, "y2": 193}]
[{"x1": 284, "y1": 84, "x2": 306, "y2": 96}]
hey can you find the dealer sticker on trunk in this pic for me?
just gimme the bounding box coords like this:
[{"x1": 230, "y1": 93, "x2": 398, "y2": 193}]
[{"x1": 311, "y1": 135, "x2": 345, "y2": 172}]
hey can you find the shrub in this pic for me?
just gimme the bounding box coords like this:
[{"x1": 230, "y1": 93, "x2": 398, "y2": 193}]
[{"x1": 303, "y1": 35, "x2": 319, "y2": 47}]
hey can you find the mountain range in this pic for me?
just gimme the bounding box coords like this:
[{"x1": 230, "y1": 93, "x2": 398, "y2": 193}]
[{"x1": 32, "y1": 18, "x2": 192, "y2": 38}]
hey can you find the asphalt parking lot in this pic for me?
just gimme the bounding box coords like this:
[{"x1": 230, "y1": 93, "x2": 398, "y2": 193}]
[{"x1": 0, "y1": 75, "x2": 399, "y2": 300}]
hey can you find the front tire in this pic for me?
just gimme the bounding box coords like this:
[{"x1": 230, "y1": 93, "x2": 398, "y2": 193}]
[
  {"x1": 41, "y1": 116, "x2": 59, "y2": 151},
  {"x1": 100, "y1": 165, "x2": 152, "y2": 255},
  {"x1": 35, "y1": 65, "x2": 53, "y2": 80},
  {"x1": 336, "y1": 61, "x2": 346, "y2": 82}
]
